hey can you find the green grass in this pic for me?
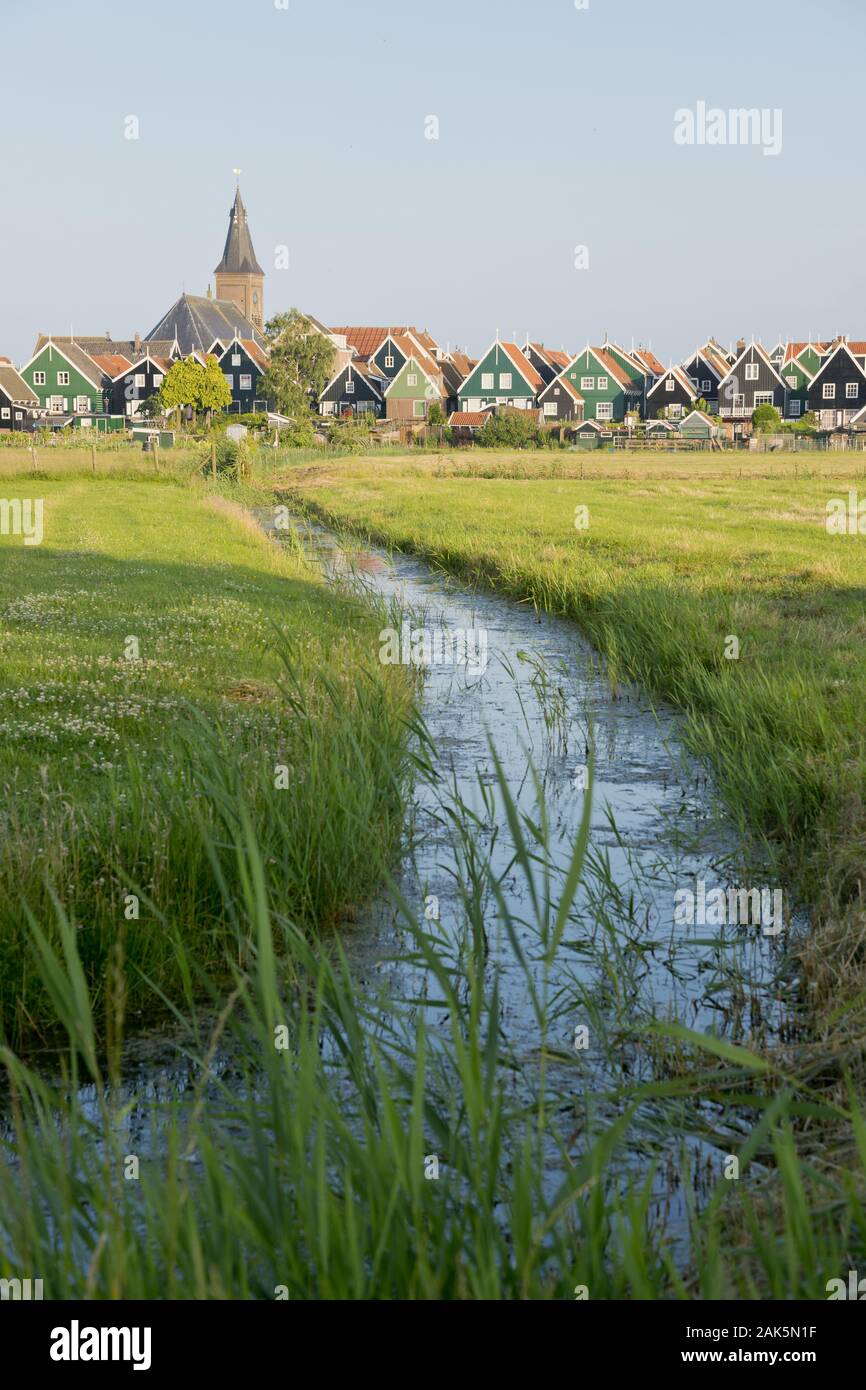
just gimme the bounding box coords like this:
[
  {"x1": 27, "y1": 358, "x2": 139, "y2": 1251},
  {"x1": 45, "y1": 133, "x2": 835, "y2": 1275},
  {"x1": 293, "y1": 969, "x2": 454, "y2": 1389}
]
[
  {"x1": 285, "y1": 453, "x2": 866, "y2": 1046},
  {"x1": 0, "y1": 477, "x2": 413, "y2": 1046}
]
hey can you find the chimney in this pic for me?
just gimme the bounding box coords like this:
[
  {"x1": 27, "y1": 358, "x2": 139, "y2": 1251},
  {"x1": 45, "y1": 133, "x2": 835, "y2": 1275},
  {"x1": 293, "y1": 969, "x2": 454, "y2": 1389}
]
[
  {"x1": 134, "y1": 331, "x2": 142, "y2": 355},
  {"x1": 736, "y1": 338, "x2": 746, "y2": 355}
]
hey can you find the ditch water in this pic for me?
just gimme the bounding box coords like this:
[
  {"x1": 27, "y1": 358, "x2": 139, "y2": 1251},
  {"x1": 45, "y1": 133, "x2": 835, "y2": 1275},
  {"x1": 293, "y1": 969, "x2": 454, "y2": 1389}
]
[{"x1": 67, "y1": 511, "x2": 803, "y2": 1260}]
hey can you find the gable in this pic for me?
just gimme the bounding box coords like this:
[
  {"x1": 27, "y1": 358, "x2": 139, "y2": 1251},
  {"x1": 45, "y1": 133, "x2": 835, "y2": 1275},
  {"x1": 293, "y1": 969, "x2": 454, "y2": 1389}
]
[
  {"x1": 386, "y1": 356, "x2": 440, "y2": 400},
  {"x1": 460, "y1": 342, "x2": 538, "y2": 396}
]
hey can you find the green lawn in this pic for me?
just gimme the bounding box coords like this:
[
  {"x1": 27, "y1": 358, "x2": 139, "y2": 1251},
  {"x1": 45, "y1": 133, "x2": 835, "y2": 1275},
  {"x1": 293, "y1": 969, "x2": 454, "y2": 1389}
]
[
  {"x1": 286, "y1": 453, "x2": 866, "y2": 1040},
  {"x1": 0, "y1": 477, "x2": 411, "y2": 1044}
]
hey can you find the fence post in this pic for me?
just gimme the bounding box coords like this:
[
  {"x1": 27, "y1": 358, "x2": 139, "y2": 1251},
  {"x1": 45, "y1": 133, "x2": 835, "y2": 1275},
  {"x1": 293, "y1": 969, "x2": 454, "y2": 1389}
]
[
  {"x1": 91, "y1": 442, "x2": 96, "y2": 474},
  {"x1": 154, "y1": 439, "x2": 160, "y2": 474},
  {"x1": 211, "y1": 441, "x2": 217, "y2": 480},
  {"x1": 31, "y1": 443, "x2": 38, "y2": 473}
]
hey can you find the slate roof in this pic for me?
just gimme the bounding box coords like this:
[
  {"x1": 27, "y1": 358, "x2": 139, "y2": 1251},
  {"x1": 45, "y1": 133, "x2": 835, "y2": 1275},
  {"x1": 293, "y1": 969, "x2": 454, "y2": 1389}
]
[
  {"x1": 34, "y1": 334, "x2": 144, "y2": 361},
  {"x1": 146, "y1": 294, "x2": 265, "y2": 356},
  {"x1": 215, "y1": 188, "x2": 264, "y2": 276},
  {"x1": 541, "y1": 373, "x2": 583, "y2": 404},
  {"x1": 0, "y1": 366, "x2": 39, "y2": 404}
]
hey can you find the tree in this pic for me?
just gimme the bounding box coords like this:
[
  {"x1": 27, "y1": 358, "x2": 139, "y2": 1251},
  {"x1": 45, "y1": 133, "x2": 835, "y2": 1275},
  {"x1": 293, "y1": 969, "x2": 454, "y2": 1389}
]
[
  {"x1": 158, "y1": 357, "x2": 205, "y2": 423},
  {"x1": 259, "y1": 309, "x2": 336, "y2": 418},
  {"x1": 477, "y1": 412, "x2": 542, "y2": 449},
  {"x1": 752, "y1": 403, "x2": 782, "y2": 432},
  {"x1": 427, "y1": 401, "x2": 445, "y2": 426},
  {"x1": 198, "y1": 356, "x2": 233, "y2": 424}
]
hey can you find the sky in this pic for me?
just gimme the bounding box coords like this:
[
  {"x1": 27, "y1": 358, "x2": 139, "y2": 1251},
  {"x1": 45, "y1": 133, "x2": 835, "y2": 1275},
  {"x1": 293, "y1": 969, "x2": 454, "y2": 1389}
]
[{"x1": 2, "y1": 0, "x2": 863, "y2": 366}]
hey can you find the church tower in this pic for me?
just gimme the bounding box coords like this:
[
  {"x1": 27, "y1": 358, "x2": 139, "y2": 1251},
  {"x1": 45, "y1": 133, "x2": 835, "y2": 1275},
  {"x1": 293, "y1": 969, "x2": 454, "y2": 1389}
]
[{"x1": 214, "y1": 183, "x2": 265, "y2": 330}]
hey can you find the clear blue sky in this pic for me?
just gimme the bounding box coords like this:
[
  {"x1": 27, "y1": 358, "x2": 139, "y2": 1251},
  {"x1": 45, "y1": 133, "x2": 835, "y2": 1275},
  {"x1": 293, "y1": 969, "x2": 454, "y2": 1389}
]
[{"x1": 3, "y1": 0, "x2": 863, "y2": 365}]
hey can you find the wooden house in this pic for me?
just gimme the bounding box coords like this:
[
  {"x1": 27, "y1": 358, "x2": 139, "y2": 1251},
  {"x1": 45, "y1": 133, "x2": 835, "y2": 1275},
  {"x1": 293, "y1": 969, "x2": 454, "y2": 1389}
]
[
  {"x1": 557, "y1": 347, "x2": 641, "y2": 423},
  {"x1": 646, "y1": 366, "x2": 697, "y2": 420},
  {"x1": 318, "y1": 360, "x2": 385, "y2": 418},
  {"x1": 457, "y1": 340, "x2": 542, "y2": 412},
  {"x1": 0, "y1": 365, "x2": 40, "y2": 431},
  {"x1": 716, "y1": 341, "x2": 786, "y2": 423},
  {"x1": 806, "y1": 339, "x2": 866, "y2": 428}
]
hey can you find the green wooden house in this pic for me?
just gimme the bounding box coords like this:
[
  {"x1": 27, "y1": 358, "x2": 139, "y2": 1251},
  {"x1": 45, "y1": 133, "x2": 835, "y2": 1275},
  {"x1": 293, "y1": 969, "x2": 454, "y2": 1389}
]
[
  {"x1": 780, "y1": 345, "x2": 817, "y2": 420},
  {"x1": 679, "y1": 409, "x2": 720, "y2": 439},
  {"x1": 560, "y1": 347, "x2": 642, "y2": 423},
  {"x1": 20, "y1": 340, "x2": 106, "y2": 419},
  {"x1": 457, "y1": 340, "x2": 542, "y2": 413},
  {"x1": 385, "y1": 355, "x2": 444, "y2": 421}
]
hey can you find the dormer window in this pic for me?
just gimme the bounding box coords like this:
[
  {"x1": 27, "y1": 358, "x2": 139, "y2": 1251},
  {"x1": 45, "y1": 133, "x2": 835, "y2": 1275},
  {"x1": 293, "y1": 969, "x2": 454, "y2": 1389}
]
[
  {"x1": 232, "y1": 354, "x2": 241, "y2": 366},
  {"x1": 385, "y1": 355, "x2": 395, "y2": 368}
]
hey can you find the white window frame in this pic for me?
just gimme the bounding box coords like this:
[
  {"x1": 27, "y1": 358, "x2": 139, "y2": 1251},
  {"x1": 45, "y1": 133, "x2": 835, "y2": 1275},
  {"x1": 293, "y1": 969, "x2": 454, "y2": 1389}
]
[
  {"x1": 823, "y1": 382, "x2": 836, "y2": 400},
  {"x1": 153, "y1": 374, "x2": 164, "y2": 388},
  {"x1": 223, "y1": 373, "x2": 234, "y2": 389},
  {"x1": 345, "y1": 380, "x2": 355, "y2": 394},
  {"x1": 499, "y1": 373, "x2": 512, "y2": 389},
  {"x1": 789, "y1": 399, "x2": 801, "y2": 416},
  {"x1": 385, "y1": 355, "x2": 395, "y2": 369},
  {"x1": 786, "y1": 374, "x2": 798, "y2": 388},
  {"x1": 481, "y1": 373, "x2": 494, "y2": 390},
  {"x1": 745, "y1": 363, "x2": 759, "y2": 381},
  {"x1": 580, "y1": 376, "x2": 594, "y2": 390},
  {"x1": 596, "y1": 401, "x2": 613, "y2": 421},
  {"x1": 597, "y1": 375, "x2": 608, "y2": 390},
  {"x1": 543, "y1": 402, "x2": 558, "y2": 416},
  {"x1": 231, "y1": 354, "x2": 241, "y2": 367},
  {"x1": 846, "y1": 381, "x2": 859, "y2": 399},
  {"x1": 75, "y1": 396, "x2": 90, "y2": 413},
  {"x1": 702, "y1": 379, "x2": 712, "y2": 392},
  {"x1": 33, "y1": 371, "x2": 46, "y2": 386},
  {"x1": 1, "y1": 408, "x2": 9, "y2": 420},
  {"x1": 57, "y1": 371, "x2": 70, "y2": 386},
  {"x1": 665, "y1": 378, "x2": 675, "y2": 392},
  {"x1": 406, "y1": 373, "x2": 418, "y2": 387},
  {"x1": 239, "y1": 374, "x2": 252, "y2": 391},
  {"x1": 753, "y1": 392, "x2": 774, "y2": 408},
  {"x1": 134, "y1": 374, "x2": 146, "y2": 389}
]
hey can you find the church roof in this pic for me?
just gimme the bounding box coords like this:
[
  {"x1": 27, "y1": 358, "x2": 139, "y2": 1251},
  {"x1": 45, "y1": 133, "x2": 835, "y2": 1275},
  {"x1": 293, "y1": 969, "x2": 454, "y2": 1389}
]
[
  {"x1": 145, "y1": 294, "x2": 265, "y2": 357},
  {"x1": 214, "y1": 188, "x2": 263, "y2": 277}
]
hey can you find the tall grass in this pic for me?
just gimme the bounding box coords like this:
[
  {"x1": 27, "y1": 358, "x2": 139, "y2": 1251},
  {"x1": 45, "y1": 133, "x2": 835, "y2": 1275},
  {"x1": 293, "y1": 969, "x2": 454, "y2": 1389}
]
[{"x1": 1, "y1": 707, "x2": 865, "y2": 1299}]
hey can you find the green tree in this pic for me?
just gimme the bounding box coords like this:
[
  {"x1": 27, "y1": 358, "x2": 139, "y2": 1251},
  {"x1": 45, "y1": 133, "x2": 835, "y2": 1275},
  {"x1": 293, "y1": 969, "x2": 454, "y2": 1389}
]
[
  {"x1": 198, "y1": 356, "x2": 233, "y2": 424},
  {"x1": 259, "y1": 310, "x2": 336, "y2": 418},
  {"x1": 427, "y1": 401, "x2": 445, "y2": 426},
  {"x1": 752, "y1": 403, "x2": 782, "y2": 432},
  {"x1": 158, "y1": 357, "x2": 205, "y2": 424},
  {"x1": 477, "y1": 412, "x2": 542, "y2": 449}
]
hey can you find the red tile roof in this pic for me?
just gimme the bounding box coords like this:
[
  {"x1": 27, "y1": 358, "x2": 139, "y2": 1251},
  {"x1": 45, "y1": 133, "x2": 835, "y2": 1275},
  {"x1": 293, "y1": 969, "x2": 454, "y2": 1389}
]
[
  {"x1": 500, "y1": 342, "x2": 542, "y2": 390},
  {"x1": 331, "y1": 326, "x2": 439, "y2": 360},
  {"x1": 592, "y1": 348, "x2": 635, "y2": 390},
  {"x1": 91, "y1": 353, "x2": 134, "y2": 378},
  {"x1": 241, "y1": 339, "x2": 270, "y2": 370},
  {"x1": 633, "y1": 347, "x2": 665, "y2": 376},
  {"x1": 449, "y1": 411, "x2": 491, "y2": 427}
]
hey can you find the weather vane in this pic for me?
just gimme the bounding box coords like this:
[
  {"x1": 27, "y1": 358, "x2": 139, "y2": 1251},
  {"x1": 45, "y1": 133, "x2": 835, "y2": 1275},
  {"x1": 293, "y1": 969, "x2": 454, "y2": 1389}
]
[{"x1": 233, "y1": 167, "x2": 242, "y2": 186}]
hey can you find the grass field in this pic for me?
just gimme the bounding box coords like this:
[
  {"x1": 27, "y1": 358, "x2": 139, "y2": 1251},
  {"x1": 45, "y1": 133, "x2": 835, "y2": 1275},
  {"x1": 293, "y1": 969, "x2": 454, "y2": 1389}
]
[
  {"x1": 0, "y1": 476, "x2": 412, "y2": 1045},
  {"x1": 284, "y1": 451, "x2": 866, "y2": 1053}
]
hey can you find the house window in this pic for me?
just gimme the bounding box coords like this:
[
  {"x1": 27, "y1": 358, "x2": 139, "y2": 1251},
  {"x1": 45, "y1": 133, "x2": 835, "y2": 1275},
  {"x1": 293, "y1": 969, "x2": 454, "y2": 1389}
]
[
  {"x1": 789, "y1": 399, "x2": 801, "y2": 416},
  {"x1": 702, "y1": 380, "x2": 712, "y2": 392},
  {"x1": 597, "y1": 376, "x2": 608, "y2": 390},
  {"x1": 231, "y1": 354, "x2": 241, "y2": 367},
  {"x1": 745, "y1": 363, "x2": 759, "y2": 381},
  {"x1": 153, "y1": 374, "x2": 164, "y2": 388},
  {"x1": 385, "y1": 355, "x2": 395, "y2": 368},
  {"x1": 240, "y1": 374, "x2": 252, "y2": 391},
  {"x1": 823, "y1": 382, "x2": 836, "y2": 399},
  {"x1": 75, "y1": 397, "x2": 90, "y2": 413},
  {"x1": 14, "y1": 412, "x2": 21, "y2": 421},
  {"x1": 413, "y1": 400, "x2": 427, "y2": 418},
  {"x1": 135, "y1": 374, "x2": 146, "y2": 389},
  {"x1": 786, "y1": 374, "x2": 798, "y2": 388},
  {"x1": 346, "y1": 381, "x2": 355, "y2": 394},
  {"x1": 846, "y1": 382, "x2": 859, "y2": 399},
  {"x1": 406, "y1": 373, "x2": 418, "y2": 386},
  {"x1": 596, "y1": 401, "x2": 613, "y2": 420},
  {"x1": 57, "y1": 371, "x2": 70, "y2": 386},
  {"x1": 543, "y1": 402, "x2": 558, "y2": 416},
  {"x1": 580, "y1": 376, "x2": 594, "y2": 389},
  {"x1": 753, "y1": 392, "x2": 774, "y2": 407},
  {"x1": 665, "y1": 378, "x2": 675, "y2": 392},
  {"x1": 49, "y1": 396, "x2": 64, "y2": 412},
  {"x1": 1, "y1": 408, "x2": 9, "y2": 419},
  {"x1": 481, "y1": 373, "x2": 494, "y2": 389},
  {"x1": 671, "y1": 404, "x2": 684, "y2": 419},
  {"x1": 224, "y1": 374, "x2": 234, "y2": 388},
  {"x1": 499, "y1": 373, "x2": 512, "y2": 389},
  {"x1": 34, "y1": 371, "x2": 46, "y2": 386}
]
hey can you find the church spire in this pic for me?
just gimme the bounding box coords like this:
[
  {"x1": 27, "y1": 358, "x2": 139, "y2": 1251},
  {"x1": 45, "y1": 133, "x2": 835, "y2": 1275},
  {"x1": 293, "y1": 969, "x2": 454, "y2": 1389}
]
[{"x1": 214, "y1": 180, "x2": 264, "y2": 331}]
